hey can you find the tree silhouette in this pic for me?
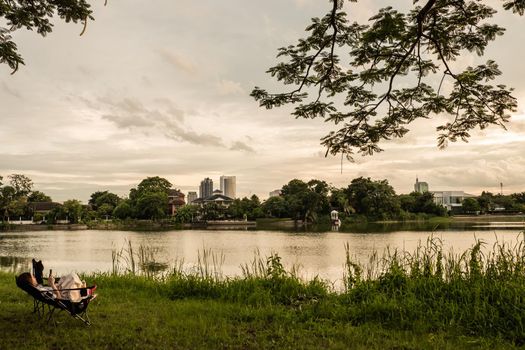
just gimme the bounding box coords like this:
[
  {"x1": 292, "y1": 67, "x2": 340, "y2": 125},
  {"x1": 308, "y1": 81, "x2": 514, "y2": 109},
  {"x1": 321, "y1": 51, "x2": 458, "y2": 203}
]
[
  {"x1": 252, "y1": 0, "x2": 524, "y2": 159},
  {"x1": 0, "y1": 0, "x2": 94, "y2": 73}
]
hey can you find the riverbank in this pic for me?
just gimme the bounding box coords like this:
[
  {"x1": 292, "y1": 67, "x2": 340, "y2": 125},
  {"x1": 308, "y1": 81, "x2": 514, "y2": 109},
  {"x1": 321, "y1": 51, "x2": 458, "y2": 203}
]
[
  {"x1": 1, "y1": 214, "x2": 523, "y2": 233},
  {"x1": 0, "y1": 272, "x2": 518, "y2": 350},
  {"x1": 3, "y1": 236, "x2": 525, "y2": 349}
]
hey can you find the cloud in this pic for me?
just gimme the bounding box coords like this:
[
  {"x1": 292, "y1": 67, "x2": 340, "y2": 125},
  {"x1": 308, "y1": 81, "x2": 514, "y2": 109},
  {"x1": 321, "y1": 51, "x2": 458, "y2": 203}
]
[
  {"x1": 216, "y1": 79, "x2": 244, "y2": 95},
  {"x1": 1, "y1": 82, "x2": 21, "y2": 99},
  {"x1": 158, "y1": 49, "x2": 197, "y2": 73},
  {"x1": 94, "y1": 96, "x2": 226, "y2": 147},
  {"x1": 230, "y1": 141, "x2": 255, "y2": 153}
]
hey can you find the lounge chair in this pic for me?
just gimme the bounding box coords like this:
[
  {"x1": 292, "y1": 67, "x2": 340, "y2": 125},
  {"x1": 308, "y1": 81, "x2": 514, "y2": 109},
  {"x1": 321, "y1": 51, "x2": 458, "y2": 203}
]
[{"x1": 15, "y1": 273, "x2": 97, "y2": 326}]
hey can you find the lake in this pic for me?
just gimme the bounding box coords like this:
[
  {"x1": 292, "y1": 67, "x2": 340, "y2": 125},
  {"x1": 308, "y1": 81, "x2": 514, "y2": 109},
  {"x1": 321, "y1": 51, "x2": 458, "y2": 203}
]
[{"x1": 1, "y1": 219, "x2": 524, "y2": 286}]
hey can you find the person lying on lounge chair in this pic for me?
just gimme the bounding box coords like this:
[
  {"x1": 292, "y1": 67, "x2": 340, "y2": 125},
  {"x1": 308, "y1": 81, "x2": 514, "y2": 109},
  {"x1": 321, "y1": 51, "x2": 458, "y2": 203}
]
[{"x1": 18, "y1": 272, "x2": 86, "y2": 301}]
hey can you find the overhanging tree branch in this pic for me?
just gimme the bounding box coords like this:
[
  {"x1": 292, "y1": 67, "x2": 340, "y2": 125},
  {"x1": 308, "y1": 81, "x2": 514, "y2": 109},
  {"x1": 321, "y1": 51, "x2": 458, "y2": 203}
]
[{"x1": 252, "y1": 0, "x2": 519, "y2": 159}]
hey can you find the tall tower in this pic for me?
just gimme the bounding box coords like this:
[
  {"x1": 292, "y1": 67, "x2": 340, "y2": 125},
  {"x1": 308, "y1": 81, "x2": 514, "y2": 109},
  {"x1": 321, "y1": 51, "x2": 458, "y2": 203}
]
[
  {"x1": 220, "y1": 175, "x2": 236, "y2": 199},
  {"x1": 187, "y1": 191, "x2": 198, "y2": 204},
  {"x1": 199, "y1": 178, "x2": 213, "y2": 199},
  {"x1": 414, "y1": 177, "x2": 429, "y2": 193}
]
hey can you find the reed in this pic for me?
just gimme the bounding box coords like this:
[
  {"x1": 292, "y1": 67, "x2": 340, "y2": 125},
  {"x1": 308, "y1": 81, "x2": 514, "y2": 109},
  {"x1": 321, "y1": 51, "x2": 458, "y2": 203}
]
[{"x1": 107, "y1": 233, "x2": 525, "y2": 343}]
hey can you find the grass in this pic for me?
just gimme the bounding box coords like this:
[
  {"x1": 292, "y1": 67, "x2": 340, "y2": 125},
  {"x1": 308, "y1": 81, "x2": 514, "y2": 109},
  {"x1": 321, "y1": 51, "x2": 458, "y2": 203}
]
[
  {"x1": 3, "y1": 235, "x2": 525, "y2": 349},
  {"x1": 1, "y1": 273, "x2": 516, "y2": 350}
]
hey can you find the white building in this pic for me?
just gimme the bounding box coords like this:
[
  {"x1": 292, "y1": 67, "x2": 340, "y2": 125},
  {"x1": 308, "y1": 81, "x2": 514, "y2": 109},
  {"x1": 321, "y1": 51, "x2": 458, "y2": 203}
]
[
  {"x1": 220, "y1": 175, "x2": 236, "y2": 199},
  {"x1": 432, "y1": 191, "x2": 476, "y2": 211}
]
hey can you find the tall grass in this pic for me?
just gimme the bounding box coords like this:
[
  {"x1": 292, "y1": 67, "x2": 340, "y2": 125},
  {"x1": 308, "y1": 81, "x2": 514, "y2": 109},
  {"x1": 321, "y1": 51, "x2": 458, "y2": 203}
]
[
  {"x1": 111, "y1": 239, "x2": 169, "y2": 278},
  {"x1": 340, "y1": 233, "x2": 525, "y2": 344},
  {"x1": 108, "y1": 233, "x2": 525, "y2": 344}
]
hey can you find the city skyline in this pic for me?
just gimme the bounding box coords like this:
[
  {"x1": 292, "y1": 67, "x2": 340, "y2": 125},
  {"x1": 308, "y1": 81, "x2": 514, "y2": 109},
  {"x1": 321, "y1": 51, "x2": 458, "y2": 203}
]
[{"x1": 2, "y1": 1, "x2": 525, "y2": 203}]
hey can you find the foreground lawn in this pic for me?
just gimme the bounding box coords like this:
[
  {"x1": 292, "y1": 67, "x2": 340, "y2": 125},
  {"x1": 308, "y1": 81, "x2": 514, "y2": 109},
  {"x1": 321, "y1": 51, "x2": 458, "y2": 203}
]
[{"x1": 0, "y1": 272, "x2": 518, "y2": 350}]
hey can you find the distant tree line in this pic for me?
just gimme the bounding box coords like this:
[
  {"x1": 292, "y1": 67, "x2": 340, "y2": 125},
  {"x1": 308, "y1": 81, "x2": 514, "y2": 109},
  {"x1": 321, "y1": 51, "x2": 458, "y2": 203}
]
[
  {"x1": 176, "y1": 177, "x2": 449, "y2": 223},
  {"x1": 462, "y1": 192, "x2": 525, "y2": 214},
  {"x1": 1, "y1": 174, "x2": 524, "y2": 224}
]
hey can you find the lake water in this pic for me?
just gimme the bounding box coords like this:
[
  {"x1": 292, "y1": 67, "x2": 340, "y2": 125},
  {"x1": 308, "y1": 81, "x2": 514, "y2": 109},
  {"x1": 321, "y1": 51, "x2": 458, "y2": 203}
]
[{"x1": 1, "y1": 219, "x2": 524, "y2": 286}]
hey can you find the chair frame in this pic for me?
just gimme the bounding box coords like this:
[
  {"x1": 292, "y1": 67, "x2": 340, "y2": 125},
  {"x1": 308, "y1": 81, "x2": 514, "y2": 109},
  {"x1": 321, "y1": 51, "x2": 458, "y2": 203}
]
[{"x1": 16, "y1": 276, "x2": 97, "y2": 326}]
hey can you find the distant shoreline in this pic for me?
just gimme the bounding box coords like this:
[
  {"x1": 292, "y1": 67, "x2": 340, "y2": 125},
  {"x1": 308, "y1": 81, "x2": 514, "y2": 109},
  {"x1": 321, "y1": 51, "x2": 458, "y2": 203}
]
[{"x1": 1, "y1": 214, "x2": 523, "y2": 233}]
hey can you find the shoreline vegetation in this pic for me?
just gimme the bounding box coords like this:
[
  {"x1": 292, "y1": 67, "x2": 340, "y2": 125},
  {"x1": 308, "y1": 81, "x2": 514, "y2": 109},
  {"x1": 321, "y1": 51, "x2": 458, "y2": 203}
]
[
  {"x1": 3, "y1": 236, "x2": 525, "y2": 348},
  {"x1": 2, "y1": 214, "x2": 525, "y2": 233},
  {"x1": 2, "y1": 174, "x2": 525, "y2": 231}
]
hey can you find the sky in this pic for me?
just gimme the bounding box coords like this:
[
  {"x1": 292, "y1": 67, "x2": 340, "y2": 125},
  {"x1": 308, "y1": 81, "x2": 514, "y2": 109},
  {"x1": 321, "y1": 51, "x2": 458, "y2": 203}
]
[{"x1": 1, "y1": 0, "x2": 525, "y2": 202}]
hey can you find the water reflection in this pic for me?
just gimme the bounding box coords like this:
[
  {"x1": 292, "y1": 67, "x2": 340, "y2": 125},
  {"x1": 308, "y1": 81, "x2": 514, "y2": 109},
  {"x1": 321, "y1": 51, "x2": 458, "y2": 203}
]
[
  {"x1": 0, "y1": 224, "x2": 523, "y2": 284},
  {"x1": 0, "y1": 256, "x2": 32, "y2": 273}
]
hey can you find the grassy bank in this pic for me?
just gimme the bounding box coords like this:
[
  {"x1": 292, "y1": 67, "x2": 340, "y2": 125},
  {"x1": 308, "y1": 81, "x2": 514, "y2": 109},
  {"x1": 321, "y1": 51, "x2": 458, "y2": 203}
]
[
  {"x1": 3, "y1": 237, "x2": 525, "y2": 349},
  {"x1": 1, "y1": 273, "x2": 515, "y2": 350}
]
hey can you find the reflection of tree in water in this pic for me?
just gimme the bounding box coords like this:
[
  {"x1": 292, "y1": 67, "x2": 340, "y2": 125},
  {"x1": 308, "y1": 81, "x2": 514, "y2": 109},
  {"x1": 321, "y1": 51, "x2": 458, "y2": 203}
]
[{"x1": 0, "y1": 256, "x2": 32, "y2": 273}]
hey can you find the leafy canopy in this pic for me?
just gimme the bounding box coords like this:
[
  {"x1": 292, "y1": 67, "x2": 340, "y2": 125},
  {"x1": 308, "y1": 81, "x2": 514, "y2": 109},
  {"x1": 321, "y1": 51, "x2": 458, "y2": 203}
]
[
  {"x1": 0, "y1": 0, "x2": 94, "y2": 73},
  {"x1": 252, "y1": 0, "x2": 523, "y2": 159}
]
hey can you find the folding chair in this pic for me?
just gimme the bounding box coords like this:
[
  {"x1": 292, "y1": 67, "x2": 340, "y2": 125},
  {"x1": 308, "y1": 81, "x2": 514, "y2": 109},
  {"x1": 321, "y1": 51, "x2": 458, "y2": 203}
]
[{"x1": 16, "y1": 273, "x2": 97, "y2": 326}]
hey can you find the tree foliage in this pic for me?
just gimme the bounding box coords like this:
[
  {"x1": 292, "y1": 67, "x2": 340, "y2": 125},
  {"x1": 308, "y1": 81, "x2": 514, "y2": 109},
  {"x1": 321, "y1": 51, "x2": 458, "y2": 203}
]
[
  {"x1": 399, "y1": 191, "x2": 447, "y2": 216},
  {"x1": 281, "y1": 179, "x2": 330, "y2": 221},
  {"x1": 344, "y1": 177, "x2": 400, "y2": 220},
  {"x1": 112, "y1": 200, "x2": 133, "y2": 220},
  {"x1": 0, "y1": 0, "x2": 94, "y2": 73},
  {"x1": 89, "y1": 190, "x2": 121, "y2": 211},
  {"x1": 8, "y1": 174, "x2": 33, "y2": 198},
  {"x1": 462, "y1": 197, "x2": 481, "y2": 213},
  {"x1": 252, "y1": 0, "x2": 522, "y2": 158},
  {"x1": 135, "y1": 177, "x2": 172, "y2": 198},
  {"x1": 135, "y1": 192, "x2": 168, "y2": 220},
  {"x1": 61, "y1": 199, "x2": 83, "y2": 223},
  {"x1": 28, "y1": 190, "x2": 52, "y2": 202}
]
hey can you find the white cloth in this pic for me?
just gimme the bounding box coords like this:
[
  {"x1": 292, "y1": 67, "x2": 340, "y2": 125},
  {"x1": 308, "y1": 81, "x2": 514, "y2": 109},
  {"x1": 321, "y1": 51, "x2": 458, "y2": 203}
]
[
  {"x1": 56, "y1": 273, "x2": 85, "y2": 301},
  {"x1": 35, "y1": 284, "x2": 55, "y2": 299}
]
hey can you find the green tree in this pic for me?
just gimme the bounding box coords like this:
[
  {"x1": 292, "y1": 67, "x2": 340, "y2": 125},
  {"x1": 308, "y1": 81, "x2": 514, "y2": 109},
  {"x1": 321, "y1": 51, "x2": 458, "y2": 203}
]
[
  {"x1": 135, "y1": 192, "x2": 168, "y2": 220},
  {"x1": 493, "y1": 194, "x2": 520, "y2": 211},
  {"x1": 252, "y1": 0, "x2": 522, "y2": 158},
  {"x1": 227, "y1": 195, "x2": 263, "y2": 220},
  {"x1": 511, "y1": 192, "x2": 525, "y2": 204},
  {"x1": 329, "y1": 187, "x2": 354, "y2": 215},
  {"x1": 0, "y1": 186, "x2": 16, "y2": 220},
  {"x1": 399, "y1": 194, "x2": 417, "y2": 213},
  {"x1": 281, "y1": 179, "x2": 330, "y2": 222},
  {"x1": 6, "y1": 197, "x2": 26, "y2": 219},
  {"x1": 1, "y1": 0, "x2": 93, "y2": 73},
  {"x1": 127, "y1": 176, "x2": 173, "y2": 219},
  {"x1": 97, "y1": 203, "x2": 114, "y2": 218},
  {"x1": 344, "y1": 177, "x2": 400, "y2": 220},
  {"x1": 173, "y1": 205, "x2": 199, "y2": 223},
  {"x1": 462, "y1": 197, "x2": 481, "y2": 214},
  {"x1": 400, "y1": 191, "x2": 447, "y2": 216},
  {"x1": 477, "y1": 191, "x2": 494, "y2": 213},
  {"x1": 28, "y1": 191, "x2": 52, "y2": 202},
  {"x1": 113, "y1": 200, "x2": 134, "y2": 220},
  {"x1": 262, "y1": 196, "x2": 288, "y2": 218},
  {"x1": 136, "y1": 177, "x2": 172, "y2": 197},
  {"x1": 201, "y1": 202, "x2": 222, "y2": 221},
  {"x1": 8, "y1": 174, "x2": 33, "y2": 198},
  {"x1": 62, "y1": 199, "x2": 83, "y2": 223},
  {"x1": 89, "y1": 191, "x2": 121, "y2": 210}
]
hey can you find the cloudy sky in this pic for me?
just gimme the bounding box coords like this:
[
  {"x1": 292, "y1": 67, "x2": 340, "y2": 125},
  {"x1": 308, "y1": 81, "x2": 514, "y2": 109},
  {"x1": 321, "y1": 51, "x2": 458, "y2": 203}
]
[{"x1": 2, "y1": 0, "x2": 525, "y2": 202}]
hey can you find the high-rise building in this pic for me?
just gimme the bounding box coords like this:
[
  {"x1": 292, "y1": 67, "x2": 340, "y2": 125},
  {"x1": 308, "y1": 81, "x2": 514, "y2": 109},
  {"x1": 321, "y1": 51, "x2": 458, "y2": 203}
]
[
  {"x1": 187, "y1": 191, "x2": 198, "y2": 204},
  {"x1": 220, "y1": 175, "x2": 236, "y2": 199},
  {"x1": 414, "y1": 177, "x2": 429, "y2": 193},
  {"x1": 199, "y1": 178, "x2": 213, "y2": 199}
]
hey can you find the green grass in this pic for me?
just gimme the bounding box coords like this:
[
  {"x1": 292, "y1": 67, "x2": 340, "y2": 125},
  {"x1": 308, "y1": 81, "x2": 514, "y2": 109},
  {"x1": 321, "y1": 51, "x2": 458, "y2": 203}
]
[
  {"x1": 3, "y1": 236, "x2": 525, "y2": 349},
  {"x1": 1, "y1": 273, "x2": 516, "y2": 350}
]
